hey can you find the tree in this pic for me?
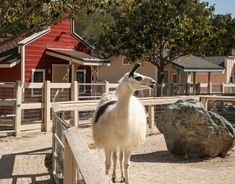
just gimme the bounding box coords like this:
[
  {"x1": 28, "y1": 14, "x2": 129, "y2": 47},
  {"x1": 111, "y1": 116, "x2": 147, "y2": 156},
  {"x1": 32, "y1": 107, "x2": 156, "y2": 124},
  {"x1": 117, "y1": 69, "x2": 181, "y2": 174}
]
[
  {"x1": 96, "y1": 0, "x2": 215, "y2": 84},
  {"x1": 206, "y1": 14, "x2": 235, "y2": 56},
  {"x1": 0, "y1": 0, "x2": 119, "y2": 38}
]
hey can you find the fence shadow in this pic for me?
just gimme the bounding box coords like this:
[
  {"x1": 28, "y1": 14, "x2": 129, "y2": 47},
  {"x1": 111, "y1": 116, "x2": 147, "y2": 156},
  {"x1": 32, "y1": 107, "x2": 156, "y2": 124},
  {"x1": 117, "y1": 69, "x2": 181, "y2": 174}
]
[{"x1": 0, "y1": 147, "x2": 54, "y2": 184}]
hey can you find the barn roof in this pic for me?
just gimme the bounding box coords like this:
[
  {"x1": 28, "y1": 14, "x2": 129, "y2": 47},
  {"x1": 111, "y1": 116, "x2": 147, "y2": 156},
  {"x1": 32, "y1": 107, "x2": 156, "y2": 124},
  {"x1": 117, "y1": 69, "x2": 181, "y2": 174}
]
[
  {"x1": 172, "y1": 55, "x2": 224, "y2": 72},
  {"x1": 46, "y1": 48, "x2": 111, "y2": 66},
  {"x1": 0, "y1": 37, "x2": 23, "y2": 68}
]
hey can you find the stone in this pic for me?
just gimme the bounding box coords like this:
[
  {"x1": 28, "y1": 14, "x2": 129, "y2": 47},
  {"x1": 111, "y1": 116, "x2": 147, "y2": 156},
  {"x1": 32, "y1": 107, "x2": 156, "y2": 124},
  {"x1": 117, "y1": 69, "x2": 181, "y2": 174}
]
[{"x1": 156, "y1": 99, "x2": 235, "y2": 158}]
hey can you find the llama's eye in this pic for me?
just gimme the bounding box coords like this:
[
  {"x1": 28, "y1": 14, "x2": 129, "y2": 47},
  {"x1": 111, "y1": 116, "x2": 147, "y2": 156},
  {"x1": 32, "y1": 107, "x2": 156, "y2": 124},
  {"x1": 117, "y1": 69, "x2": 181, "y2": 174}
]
[{"x1": 134, "y1": 76, "x2": 142, "y2": 81}]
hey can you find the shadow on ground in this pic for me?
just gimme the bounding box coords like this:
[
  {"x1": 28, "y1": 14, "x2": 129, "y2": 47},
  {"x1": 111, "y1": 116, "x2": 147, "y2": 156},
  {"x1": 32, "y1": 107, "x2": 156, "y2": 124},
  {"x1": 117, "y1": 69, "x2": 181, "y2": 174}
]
[
  {"x1": 0, "y1": 147, "x2": 54, "y2": 184},
  {"x1": 131, "y1": 150, "x2": 206, "y2": 163}
]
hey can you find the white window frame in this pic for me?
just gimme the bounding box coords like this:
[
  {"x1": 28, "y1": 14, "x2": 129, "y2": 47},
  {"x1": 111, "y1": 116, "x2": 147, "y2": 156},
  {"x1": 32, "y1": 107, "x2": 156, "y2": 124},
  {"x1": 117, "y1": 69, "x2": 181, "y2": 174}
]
[
  {"x1": 76, "y1": 69, "x2": 86, "y2": 94},
  {"x1": 31, "y1": 69, "x2": 45, "y2": 97},
  {"x1": 122, "y1": 57, "x2": 130, "y2": 65}
]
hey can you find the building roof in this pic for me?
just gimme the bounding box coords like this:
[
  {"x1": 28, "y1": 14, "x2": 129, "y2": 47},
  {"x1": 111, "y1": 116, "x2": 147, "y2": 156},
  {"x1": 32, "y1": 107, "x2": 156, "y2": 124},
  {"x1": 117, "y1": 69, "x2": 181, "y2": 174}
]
[
  {"x1": 204, "y1": 56, "x2": 225, "y2": 67},
  {"x1": 46, "y1": 48, "x2": 111, "y2": 66},
  {"x1": 172, "y1": 55, "x2": 224, "y2": 72},
  {"x1": 0, "y1": 37, "x2": 23, "y2": 68}
]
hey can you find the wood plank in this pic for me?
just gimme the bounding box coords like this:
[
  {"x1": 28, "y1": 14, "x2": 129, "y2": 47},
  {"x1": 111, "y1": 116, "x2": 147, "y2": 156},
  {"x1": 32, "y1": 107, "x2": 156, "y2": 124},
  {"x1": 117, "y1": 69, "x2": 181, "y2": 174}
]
[
  {"x1": 64, "y1": 139, "x2": 76, "y2": 184},
  {"x1": 64, "y1": 127, "x2": 111, "y2": 184},
  {"x1": 0, "y1": 100, "x2": 16, "y2": 106},
  {"x1": 24, "y1": 82, "x2": 44, "y2": 89},
  {"x1": 21, "y1": 123, "x2": 41, "y2": 131},
  {"x1": 44, "y1": 81, "x2": 51, "y2": 132},
  {"x1": 20, "y1": 103, "x2": 43, "y2": 109},
  {"x1": 50, "y1": 83, "x2": 72, "y2": 89}
]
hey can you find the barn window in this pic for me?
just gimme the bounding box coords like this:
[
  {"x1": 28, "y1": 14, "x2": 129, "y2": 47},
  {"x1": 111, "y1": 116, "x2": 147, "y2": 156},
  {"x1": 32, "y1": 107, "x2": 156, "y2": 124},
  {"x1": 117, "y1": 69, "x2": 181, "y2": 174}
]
[
  {"x1": 172, "y1": 73, "x2": 177, "y2": 83},
  {"x1": 76, "y1": 69, "x2": 86, "y2": 93},
  {"x1": 31, "y1": 69, "x2": 45, "y2": 96},
  {"x1": 122, "y1": 57, "x2": 130, "y2": 65}
]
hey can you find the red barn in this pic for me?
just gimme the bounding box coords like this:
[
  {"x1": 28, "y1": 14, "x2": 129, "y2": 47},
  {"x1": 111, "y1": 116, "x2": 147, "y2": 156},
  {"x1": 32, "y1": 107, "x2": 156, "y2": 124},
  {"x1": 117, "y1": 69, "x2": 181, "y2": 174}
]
[{"x1": 0, "y1": 19, "x2": 110, "y2": 85}]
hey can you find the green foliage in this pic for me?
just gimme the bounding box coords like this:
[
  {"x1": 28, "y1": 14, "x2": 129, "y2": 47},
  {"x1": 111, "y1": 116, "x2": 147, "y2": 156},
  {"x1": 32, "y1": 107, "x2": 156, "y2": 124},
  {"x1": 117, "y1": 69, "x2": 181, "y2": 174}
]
[
  {"x1": 206, "y1": 14, "x2": 235, "y2": 56},
  {"x1": 0, "y1": 0, "x2": 121, "y2": 38},
  {"x1": 74, "y1": 9, "x2": 114, "y2": 47},
  {"x1": 96, "y1": 0, "x2": 215, "y2": 82}
]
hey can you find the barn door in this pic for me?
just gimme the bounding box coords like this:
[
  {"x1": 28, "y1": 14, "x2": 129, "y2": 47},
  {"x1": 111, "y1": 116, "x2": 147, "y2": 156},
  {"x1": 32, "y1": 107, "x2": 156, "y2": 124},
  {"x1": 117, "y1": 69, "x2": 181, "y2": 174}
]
[
  {"x1": 52, "y1": 64, "x2": 69, "y2": 83},
  {"x1": 52, "y1": 64, "x2": 70, "y2": 101}
]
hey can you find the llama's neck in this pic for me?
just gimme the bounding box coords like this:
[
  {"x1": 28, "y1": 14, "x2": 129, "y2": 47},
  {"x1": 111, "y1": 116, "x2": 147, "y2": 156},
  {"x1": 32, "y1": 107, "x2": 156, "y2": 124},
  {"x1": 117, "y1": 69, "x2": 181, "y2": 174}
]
[{"x1": 115, "y1": 82, "x2": 134, "y2": 107}]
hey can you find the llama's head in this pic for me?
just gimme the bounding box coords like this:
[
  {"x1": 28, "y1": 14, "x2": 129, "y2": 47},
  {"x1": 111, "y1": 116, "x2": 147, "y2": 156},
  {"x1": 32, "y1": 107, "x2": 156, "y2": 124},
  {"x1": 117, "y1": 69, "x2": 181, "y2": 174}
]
[{"x1": 120, "y1": 63, "x2": 156, "y2": 90}]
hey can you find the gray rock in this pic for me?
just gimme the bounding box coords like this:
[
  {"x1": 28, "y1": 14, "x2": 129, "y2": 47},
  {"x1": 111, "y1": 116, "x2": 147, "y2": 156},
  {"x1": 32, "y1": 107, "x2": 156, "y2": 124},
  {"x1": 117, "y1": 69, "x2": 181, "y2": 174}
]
[{"x1": 156, "y1": 99, "x2": 235, "y2": 158}]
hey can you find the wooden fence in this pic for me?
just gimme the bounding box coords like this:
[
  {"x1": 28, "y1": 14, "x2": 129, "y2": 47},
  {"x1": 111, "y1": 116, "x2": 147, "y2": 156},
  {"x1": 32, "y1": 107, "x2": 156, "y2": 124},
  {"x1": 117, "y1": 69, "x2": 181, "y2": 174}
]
[
  {"x1": 1, "y1": 81, "x2": 235, "y2": 136},
  {"x1": 51, "y1": 95, "x2": 235, "y2": 184}
]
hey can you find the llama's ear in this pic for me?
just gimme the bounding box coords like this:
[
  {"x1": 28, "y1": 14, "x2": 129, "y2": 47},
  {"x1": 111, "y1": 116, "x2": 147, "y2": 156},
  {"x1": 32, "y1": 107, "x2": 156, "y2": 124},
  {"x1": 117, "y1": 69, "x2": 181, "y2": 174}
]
[{"x1": 129, "y1": 63, "x2": 141, "y2": 78}]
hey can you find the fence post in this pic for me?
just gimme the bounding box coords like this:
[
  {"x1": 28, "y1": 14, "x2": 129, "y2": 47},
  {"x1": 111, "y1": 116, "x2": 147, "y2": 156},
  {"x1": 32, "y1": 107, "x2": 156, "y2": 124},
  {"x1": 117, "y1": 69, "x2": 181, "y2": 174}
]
[
  {"x1": 15, "y1": 81, "x2": 23, "y2": 136},
  {"x1": 221, "y1": 82, "x2": 225, "y2": 94},
  {"x1": 196, "y1": 83, "x2": 201, "y2": 95},
  {"x1": 105, "y1": 81, "x2": 109, "y2": 93},
  {"x1": 148, "y1": 105, "x2": 155, "y2": 129},
  {"x1": 208, "y1": 82, "x2": 212, "y2": 94},
  {"x1": 44, "y1": 80, "x2": 51, "y2": 132},
  {"x1": 71, "y1": 81, "x2": 78, "y2": 127},
  {"x1": 64, "y1": 139, "x2": 76, "y2": 184},
  {"x1": 185, "y1": 83, "x2": 190, "y2": 95}
]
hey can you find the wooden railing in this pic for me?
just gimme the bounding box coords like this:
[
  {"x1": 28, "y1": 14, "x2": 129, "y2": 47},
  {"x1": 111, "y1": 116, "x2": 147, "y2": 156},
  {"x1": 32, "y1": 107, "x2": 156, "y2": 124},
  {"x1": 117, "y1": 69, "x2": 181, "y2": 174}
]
[
  {"x1": 52, "y1": 102, "x2": 111, "y2": 184},
  {"x1": 1, "y1": 80, "x2": 235, "y2": 136},
  {"x1": 51, "y1": 95, "x2": 235, "y2": 184}
]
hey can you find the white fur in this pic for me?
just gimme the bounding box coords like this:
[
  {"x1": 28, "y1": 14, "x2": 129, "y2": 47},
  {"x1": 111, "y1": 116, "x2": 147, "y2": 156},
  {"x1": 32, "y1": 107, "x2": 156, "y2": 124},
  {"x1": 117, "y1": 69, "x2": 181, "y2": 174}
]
[{"x1": 92, "y1": 68, "x2": 156, "y2": 184}]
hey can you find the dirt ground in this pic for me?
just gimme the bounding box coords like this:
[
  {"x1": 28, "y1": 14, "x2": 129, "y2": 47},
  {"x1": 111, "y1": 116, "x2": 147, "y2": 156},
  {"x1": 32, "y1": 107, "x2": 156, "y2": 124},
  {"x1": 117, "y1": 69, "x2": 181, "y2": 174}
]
[
  {"x1": 0, "y1": 127, "x2": 234, "y2": 184},
  {"x1": 78, "y1": 126, "x2": 235, "y2": 184}
]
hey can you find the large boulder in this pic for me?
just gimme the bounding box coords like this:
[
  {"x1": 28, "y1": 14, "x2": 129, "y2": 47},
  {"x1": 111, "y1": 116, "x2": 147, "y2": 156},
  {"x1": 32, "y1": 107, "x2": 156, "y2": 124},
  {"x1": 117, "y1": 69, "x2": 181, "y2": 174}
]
[{"x1": 156, "y1": 99, "x2": 235, "y2": 158}]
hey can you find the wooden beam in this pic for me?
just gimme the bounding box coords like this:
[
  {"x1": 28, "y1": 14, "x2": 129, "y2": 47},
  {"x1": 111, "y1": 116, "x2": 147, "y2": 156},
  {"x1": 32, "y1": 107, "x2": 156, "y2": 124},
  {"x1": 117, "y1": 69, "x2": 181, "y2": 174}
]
[
  {"x1": 15, "y1": 81, "x2": 23, "y2": 136},
  {"x1": 71, "y1": 81, "x2": 78, "y2": 127},
  {"x1": 44, "y1": 81, "x2": 51, "y2": 132},
  {"x1": 64, "y1": 139, "x2": 77, "y2": 184},
  {"x1": 64, "y1": 127, "x2": 111, "y2": 184},
  {"x1": 148, "y1": 105, "x2": 155, "y2": 128}
]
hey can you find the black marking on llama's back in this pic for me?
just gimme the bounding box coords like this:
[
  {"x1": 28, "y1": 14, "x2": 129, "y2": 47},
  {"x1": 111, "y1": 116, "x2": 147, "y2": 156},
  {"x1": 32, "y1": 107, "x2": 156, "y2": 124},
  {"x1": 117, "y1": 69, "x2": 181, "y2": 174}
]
[{"x1": 94, "y1": 100, "x2": 117, "y2": 123}]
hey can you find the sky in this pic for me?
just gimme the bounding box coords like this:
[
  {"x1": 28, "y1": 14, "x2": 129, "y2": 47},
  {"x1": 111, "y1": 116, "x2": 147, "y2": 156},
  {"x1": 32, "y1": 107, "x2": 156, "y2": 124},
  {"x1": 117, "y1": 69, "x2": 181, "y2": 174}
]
[{"x1": 204, "y1": 0, "x2": 235, "y2": 18}]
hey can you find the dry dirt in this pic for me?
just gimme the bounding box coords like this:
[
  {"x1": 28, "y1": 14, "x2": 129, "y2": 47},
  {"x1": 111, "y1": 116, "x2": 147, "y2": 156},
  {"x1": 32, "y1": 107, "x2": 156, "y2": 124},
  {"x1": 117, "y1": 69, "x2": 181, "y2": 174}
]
[
  {"x1": 0, "y1": 127, "x2": 234, "y2": 184},
  {"x1": 78, "y1": 126, "x2": 235, "y2": 184}
]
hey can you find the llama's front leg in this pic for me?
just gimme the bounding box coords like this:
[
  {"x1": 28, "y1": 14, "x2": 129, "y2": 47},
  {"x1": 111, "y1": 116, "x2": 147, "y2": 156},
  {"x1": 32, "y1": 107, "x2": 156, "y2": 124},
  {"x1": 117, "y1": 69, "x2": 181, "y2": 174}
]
[
  {"x1": 124, "y1": 150, "x2": 131, "y2": 184},
  {"x1": 112, "y1": 149, "x2": 117, "y2": 183},
  {"x1": 105, "y1": 148, "x2": 111, "y2": 175},
  {"x1": 119, "y1": 150, "x2": 125, "y2": 183}
]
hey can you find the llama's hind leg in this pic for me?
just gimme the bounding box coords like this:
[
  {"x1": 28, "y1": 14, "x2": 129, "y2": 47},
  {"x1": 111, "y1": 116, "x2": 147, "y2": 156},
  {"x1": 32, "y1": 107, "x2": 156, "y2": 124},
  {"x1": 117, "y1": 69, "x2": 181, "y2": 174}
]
[
  {"x1": 124, "y1": 150, "x2": 131, "y2": 184},
  {"x1": 112, "y1": 149, "x2": 117, "y2": 183},
  {"x1": 119, "y1": 150, "x2": 125, "y2": 183},
  {"x1": 105, "y1": 148, "x2": 111, "y2": 175}
]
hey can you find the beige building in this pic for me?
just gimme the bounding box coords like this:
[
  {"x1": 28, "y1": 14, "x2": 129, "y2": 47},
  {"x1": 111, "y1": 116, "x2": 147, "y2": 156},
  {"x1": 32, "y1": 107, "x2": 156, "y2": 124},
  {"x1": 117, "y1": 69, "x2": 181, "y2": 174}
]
[{"x1": 98, "y1": 55, "x2": 157, "y2": 83}]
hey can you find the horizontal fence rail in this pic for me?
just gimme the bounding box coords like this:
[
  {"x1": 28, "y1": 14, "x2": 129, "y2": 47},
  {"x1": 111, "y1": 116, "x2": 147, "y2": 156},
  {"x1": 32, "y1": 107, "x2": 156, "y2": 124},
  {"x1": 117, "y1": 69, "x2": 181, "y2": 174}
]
[{"x1": 1, "y1": 80, "x2": 235, "y2": 135}]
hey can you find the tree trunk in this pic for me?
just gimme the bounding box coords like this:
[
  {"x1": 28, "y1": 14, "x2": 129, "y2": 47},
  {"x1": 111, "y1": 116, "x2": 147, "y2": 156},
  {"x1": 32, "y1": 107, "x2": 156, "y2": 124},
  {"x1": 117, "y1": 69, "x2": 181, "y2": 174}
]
[{"x1": 156, "y1": 66, "x2": 165, "y2": 96}]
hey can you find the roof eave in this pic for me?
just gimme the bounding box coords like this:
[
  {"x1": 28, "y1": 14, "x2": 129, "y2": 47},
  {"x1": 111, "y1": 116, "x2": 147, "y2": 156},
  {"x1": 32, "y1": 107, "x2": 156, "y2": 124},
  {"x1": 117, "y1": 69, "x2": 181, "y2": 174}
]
[
  {"x1": 183, "y1": 68, "x2": 224, "y2": 72},
  {"x1": 46, "y1": 50, "x2": 111, "y2": 66},
  {"x1": 0, "y1": 59, "x2": 20, "y2": 68},
  {"x1": 18, "y1": 28, "x2": 50, "y2": 46}
]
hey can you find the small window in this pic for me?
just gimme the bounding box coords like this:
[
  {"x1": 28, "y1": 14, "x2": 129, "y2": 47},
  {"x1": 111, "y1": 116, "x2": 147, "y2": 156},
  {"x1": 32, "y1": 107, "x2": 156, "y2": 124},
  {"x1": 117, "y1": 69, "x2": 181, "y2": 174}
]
[
  {"x1": 172, "y1": 73, "x2": 177, "y2": 83},
  {"x1": 76, "y1": 70, "x2": 86, "y2": 93},
  {"x1": 32, "y1": 69, "x2": 45, "y2": 96},
  {"x1": 230, "y1": 76, "x2": 233, "y2": 83},
  {"x1": 122, "y1": 57, "x2": 130, "y2": 65},
  {"x1": 164, "y1": 69, "x2": 169, "y2": 83}
]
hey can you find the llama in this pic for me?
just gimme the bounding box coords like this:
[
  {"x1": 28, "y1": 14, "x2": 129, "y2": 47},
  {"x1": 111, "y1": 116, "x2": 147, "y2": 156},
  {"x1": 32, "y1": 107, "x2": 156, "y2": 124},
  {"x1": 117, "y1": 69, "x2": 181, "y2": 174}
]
[{"x1": 92, "y1": 64, "x2": 156, "y2": 184}]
